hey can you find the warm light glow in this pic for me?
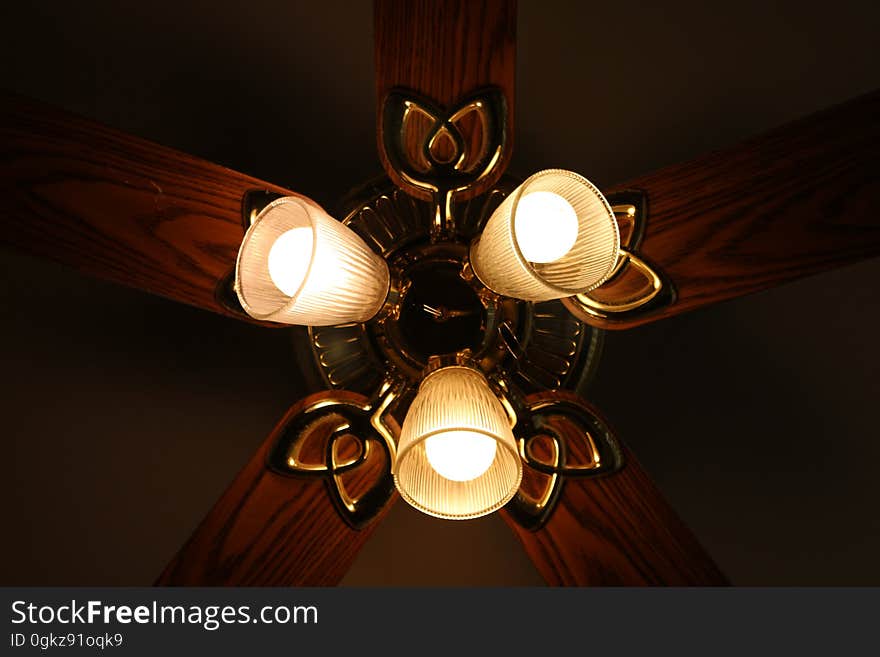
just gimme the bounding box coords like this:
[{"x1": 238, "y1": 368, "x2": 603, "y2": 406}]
[
  {"x1": 267, "y1": 227, "x2": 313, "y2": 296},
  {"x1": 235, "y1": 197, "x2": 390, "y2": 326},
  {"x1": 425, "y1": 430, "x2": 498, "y2": 482},
  {"x1": 393, "y1": 365, "x2": 522, "y2": 520},
  {"x1": 469, "y1": 169, "x2": 620, "y2": 301},
  {"x1": 514, "y1": 191, "x2": 579, "y2": 263}
]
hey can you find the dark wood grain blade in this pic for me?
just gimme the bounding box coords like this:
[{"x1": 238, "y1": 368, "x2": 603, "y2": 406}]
[
  {"x1": 157, "y1": 391, "x2": 397, "y2": 586},
  {"x1": 588, "y1": 89, "x2": 880, "y2": 330},
  {"x1": 0, "y1": 93, "x2": 311, "y2": 321},
  {"x1": 500, "y1": 392, "x2": 727, "y2": 585},
  {"x1": 374, "y1": 0, "x2": 516, "y2": 199}
]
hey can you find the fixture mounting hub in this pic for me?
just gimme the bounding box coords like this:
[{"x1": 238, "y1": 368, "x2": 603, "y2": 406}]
[{"x1": 298, "y1": 176, "x2": 604, "y2": 403}]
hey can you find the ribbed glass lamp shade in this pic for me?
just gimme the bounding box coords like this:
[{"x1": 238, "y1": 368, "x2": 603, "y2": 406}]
[
  {"x1": 235, "y1": 197, "x2": 390, "y2": 326},
  {"x1": 469, "y1": 169, "x2": 620, "y2": 301},
  {"x1": 394, "y1": 366, "x2": 522, "y2": 520}
]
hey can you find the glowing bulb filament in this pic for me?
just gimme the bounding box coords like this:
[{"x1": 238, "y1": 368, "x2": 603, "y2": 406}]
[
  {"x1": 425, "y1": 430, "x2": 498, "y2": 482},
  {"x1": 267, "y1": 227, "x2": 313, "y2": 296},
  {"x1": 514, "y1": 190, "x2": 579, "y2": 263}
]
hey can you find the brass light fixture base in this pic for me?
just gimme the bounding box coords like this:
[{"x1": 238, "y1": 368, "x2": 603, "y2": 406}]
[{"x1": 307, "y1": 176, "x2": 605, "y2": 402}]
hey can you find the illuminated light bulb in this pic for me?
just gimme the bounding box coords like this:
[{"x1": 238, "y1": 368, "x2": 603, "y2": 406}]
[
  {"x1": 267, "y1": 227, "x2": 313, "y2": 296},
  {"x1": 425, "y1": 430, "x2": 498, "y2": 482},
  {"x1": 470, "y1": 169, "x2": 620, "y2": 301},
  {"x1": 235, "y1": 197, "x2": 390, "y2": 326},
  {"x1": 514, "y1": 191, "x2": 579, "y2": 263},
  {"x1": 394, "y1": 365, "x2": 522, "y2": 520}
]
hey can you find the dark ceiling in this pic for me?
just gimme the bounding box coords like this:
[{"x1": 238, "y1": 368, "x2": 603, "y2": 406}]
[{"x1": 1, "y1": 0, "x2": 879, "y2": 585}]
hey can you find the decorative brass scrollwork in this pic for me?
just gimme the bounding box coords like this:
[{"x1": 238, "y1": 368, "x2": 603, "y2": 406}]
[
  {"x1": 503, "y1": 391, "x2": 624, "y2": 531},
  {"x1": 380, "y1": 88, "x2": 509, "y2": 239},
  {"x1": 266, "y1": 381, "x2": 404, "y2": 529},
  {"x1": 562, "y1": 190, "x2": 676, "y2": 324}
]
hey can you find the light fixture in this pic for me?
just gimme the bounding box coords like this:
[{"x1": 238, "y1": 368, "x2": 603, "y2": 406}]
[
  {"x1": 393, "y1": 360, "x2": 522, "y2": 520},
  {"x1": 469, "y1": 169, "x2": 621, "y2": 301},
  {"x1": 238, "y1": 93, "x2": 663, "y2": 525},
  {"x1": 235, "y1": 197, "x2": 390, "y2": 326}
]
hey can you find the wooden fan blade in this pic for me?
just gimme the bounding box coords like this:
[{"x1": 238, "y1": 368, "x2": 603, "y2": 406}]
[
  {"x1": 586, "y1": 89, "x2": 880, "y2": 330},
  {"x1": 0, "y1": 93, "x2": 312, "y2": 321},
  {"x1": 157, "y1": 391, "x2": 397, "y2": 586},
  {"x1": 374, "y1": 0, "x2": 516, "y2": 200},
  {"x1": 500, "y1": 393, "x2": 727, "y2": 585}
]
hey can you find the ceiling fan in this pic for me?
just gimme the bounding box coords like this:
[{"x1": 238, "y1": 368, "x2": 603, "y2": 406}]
[{"x1": 3, "y1": 0, "x2": 879, "y2": 586}]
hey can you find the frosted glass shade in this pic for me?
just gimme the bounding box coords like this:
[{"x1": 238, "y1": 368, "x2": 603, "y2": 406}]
[
  {"x1": 394, "y1": 366, "x2": 522, "y2": 520},
  {"x1": 470, "y1": 169, "x2": 620, "y2": 301},
  {"x1": 235, "y1": 197, "x2": 390, "y2": 326}
]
